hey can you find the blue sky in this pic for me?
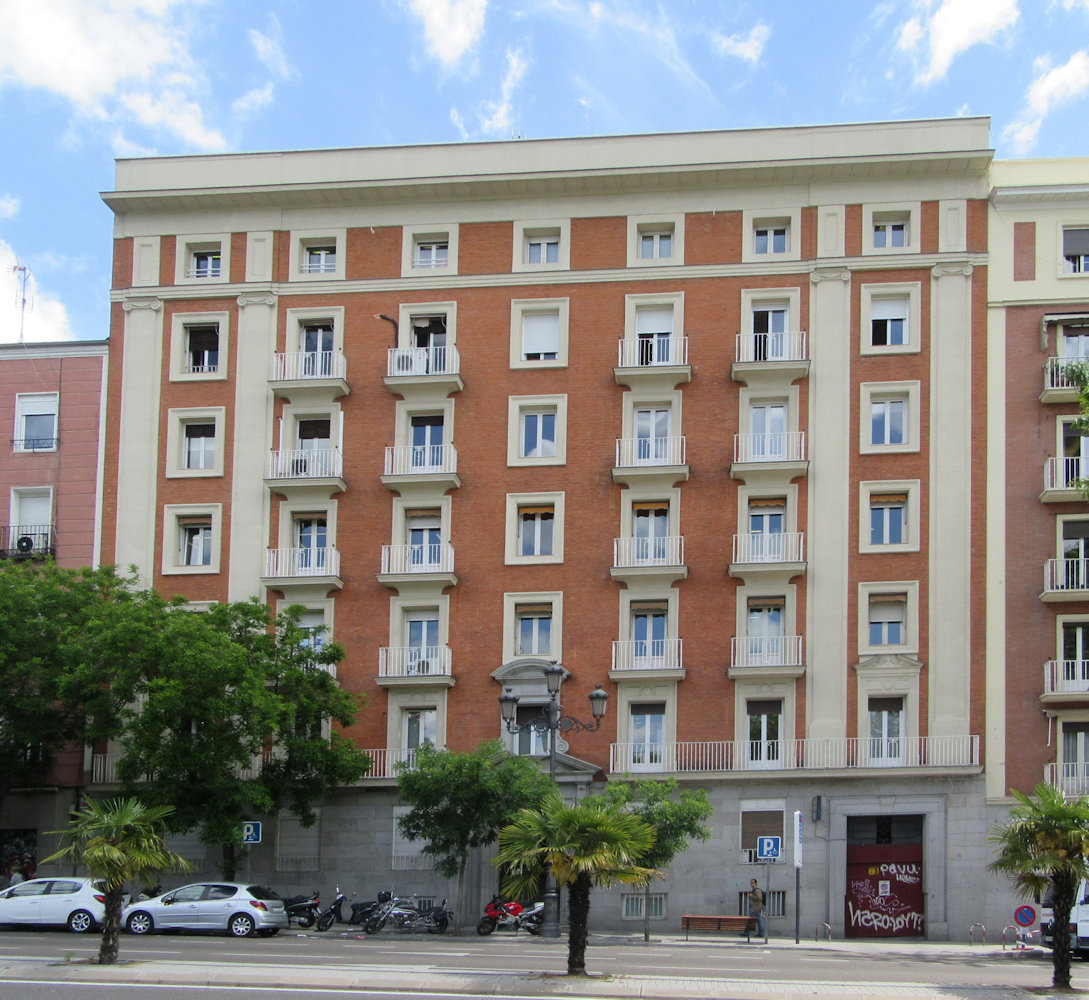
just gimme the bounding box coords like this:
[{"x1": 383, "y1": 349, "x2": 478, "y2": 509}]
[{"x1": 0, "y1": 0, "x2": 1087, "y2": 344}]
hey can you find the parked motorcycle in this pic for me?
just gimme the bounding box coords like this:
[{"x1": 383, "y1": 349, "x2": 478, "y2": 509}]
[
  {"x1": 477, "y1": 896, "x2": 544, "y2": 935},
  {"x1": 388, "y1": 896, "x2": 451, "y2": 934},
  {"x1": 363, "y1": 890, "x2": 398, "y2": 934},
  {"x1": 315, "y1": 888, "x2": 389, "y2": 932},
  {"x1": 283, "y1": 890, "x2": 321, "y2": 929}
]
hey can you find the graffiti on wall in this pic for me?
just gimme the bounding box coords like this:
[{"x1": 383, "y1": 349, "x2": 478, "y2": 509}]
[{"x1": 845, "y1": 853, "x2": 925, "y2": 937}]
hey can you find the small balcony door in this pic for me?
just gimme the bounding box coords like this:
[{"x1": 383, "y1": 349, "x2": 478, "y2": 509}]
[
  {"x1": 749, "y1": 505, "x2": 785, "y2": 561},
  {"x1": 1064, "y1": 521, "x2": 1089, "y2": 589},
  {"x1": 1062, "y1": 722, "x2": 1089, "y2": 789},
  {"x1": 296, "y1": 517, "x2": 327, "y2": 574},
  {"x1": 750, "y1": 403, "x2": 786, "y2": 459},
  {"x1": 629, "y1": 703, "x2": 665, "y2": 771},
  {"x1": 746, "y1": 603, "x2": 784, "y2": 665},
  {"x1": 410, "y1": 416, "x2": 444, "y2": 470},
  {"x1": 752, "y1": 304, "x2": 788, "y2": 361},
  {"x1": 633, "y1": 505, "x2": 669, "y2": 562},
  {"x1": 1063, "y1": 424, "x2": 1089, "y2": 487},
  {"x1": 406, "y1": 614, "x2": 439, "y2": 674},
  {"x1": 868, "y1": 697, "x2": 903, "y2": 765},
  {"x1": 1064, "y1": 622, "x2": 1089, "y2": 688},
  {"x1": 407, "y1": 518, "x2": 441, "y2": 571},
  {"x1": 634, "y1": 407, "x2": 671, "y2": 464},
  {"x1": 632, "y1": 610, "x2": 667, "y2": 669},
  {"x1": 404, "y1": 708, "x2": 437, "y2": 751},
  {"x1": 746, "y1": 699, "x2": 781, "y2": 769},
  {"x1": 635, "y1": 306, "x2": 674, "y2": 366},
  {"x1": 1061, "y1": 329, "x2": 1089, "y2": 360},
  {"x1": 300, "y1": 324, "x2": 334, "y2": 377},
  {"x1": 412, "y1": 316, "x2": 447, "y2": 372},
  {"x1": 294, "y1": 418, "x2": 331, "y2": 475}
]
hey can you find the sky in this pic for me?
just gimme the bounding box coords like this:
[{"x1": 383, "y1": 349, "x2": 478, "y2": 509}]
[{"x1": 0, "y1": 0, "x2": 1087, "y2": 345}]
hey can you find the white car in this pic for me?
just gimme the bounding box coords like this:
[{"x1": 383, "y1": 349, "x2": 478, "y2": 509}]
[{"x1": 0, "y1": 877, "x2": 106, "y2": 932}]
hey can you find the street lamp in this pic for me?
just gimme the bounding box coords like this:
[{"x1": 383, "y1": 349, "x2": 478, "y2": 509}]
[{"x1": 499, "y1": 663, "x2": 608, "y2": 939}]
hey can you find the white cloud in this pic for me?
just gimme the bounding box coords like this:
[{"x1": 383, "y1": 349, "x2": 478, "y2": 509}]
[
  {"x1": 450, "y1": 107, "x2": 470, "y2": 140},
  {"x1": 408, "y1": 0, "x2": 488, "y2": 67},
  {"x1": 249, "y1": 16, "x2": 293, "y2": 80},
  {"x1": 479, "y1": 47, "x2": 528, "y2": 134},
  {"x1": 0, "y1": 194, "x2": 19, "y2": 220},
  {"x1": 232, "y1": 82, "x2": 275, "y2": 119},
  {"x1": 1003, "y1": 49, "x2": 1089, "y2": 152},
  {"x1": 0, "y1": 242, "x2": 76, "y2": 344},
  {"x1": 0, "y1": 0, "x2": 225, "y2": 151},
  {"x1": 896, "y1": 0, "x2": 1019, "y2": 85},
  {"x1": 711, "y1": 23, "x2": 771, "y2": 64}
]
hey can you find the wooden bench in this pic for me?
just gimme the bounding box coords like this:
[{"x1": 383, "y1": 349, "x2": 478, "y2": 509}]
[{"x1": 680, "y1": 914, "x2": 755, "y2": 941}]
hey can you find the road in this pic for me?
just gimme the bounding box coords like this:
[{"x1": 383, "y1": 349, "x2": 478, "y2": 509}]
[{"x1": 0, "y1": 926, "x2": 1081, "y2": 999}]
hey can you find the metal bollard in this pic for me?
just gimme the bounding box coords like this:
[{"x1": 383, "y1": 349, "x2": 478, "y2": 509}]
[
  {"x1": 1002, "y1": 925, "x2": 1024, "y2": 949},
  {"x1": 815, "y1": 922, "x2": 832, "y2": 942},
  {"x1": 969, "y1": 923, "x2": 986, "y2": 945}
]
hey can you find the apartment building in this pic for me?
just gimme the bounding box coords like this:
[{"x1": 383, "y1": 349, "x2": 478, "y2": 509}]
[{"x1": 90, "y1": 118, "x2": 999, "y2": 936}]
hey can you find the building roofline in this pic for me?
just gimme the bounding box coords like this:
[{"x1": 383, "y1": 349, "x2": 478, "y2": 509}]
[{"x1": 0, "y1": 339, "x2": 109, "y2": 359}]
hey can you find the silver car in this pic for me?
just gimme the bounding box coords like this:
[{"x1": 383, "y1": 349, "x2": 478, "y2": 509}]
[
  {"x1": 124, "y1": 882, "x2": 287, "y2": 937},
  {"x1": 0, "y1": 877, "x2": 106, "y2": 933}
]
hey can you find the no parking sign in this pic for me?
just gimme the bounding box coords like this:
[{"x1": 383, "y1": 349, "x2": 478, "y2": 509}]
[{"x1": 1014, "y1": 905, "x2": 1036, "y2": 927}]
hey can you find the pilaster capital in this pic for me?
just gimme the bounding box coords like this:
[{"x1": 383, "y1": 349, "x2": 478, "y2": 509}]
[
  {"x1": 237, "y1": 292, "x2": 277, "y2": 308},
  {"x1": 122, "y1": 297, "x2": 163, "y2": 313},
  {"x1": 931, "y1": 263, "x2": 973, "y2": 278},
  {"x1": 810, "y1": 268, "x2": 851, "y2": 285}
]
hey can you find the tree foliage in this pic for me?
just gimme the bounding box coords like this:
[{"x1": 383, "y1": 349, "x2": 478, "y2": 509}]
[
  {"x1": 603, "y1": 777, "x2": 712, "y2": 940},
  {"x1": 45, "y1": 796, "x2": 190, "y2": 965},
  {"x1": 497, "y1": 791, "x2": 660, "y2": 975},
  {"x1": 989, "y1": 782, "x2": 1089, "y2": 989}
]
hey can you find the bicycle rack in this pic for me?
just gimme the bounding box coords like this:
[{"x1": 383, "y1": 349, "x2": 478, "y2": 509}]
[
  {"x1": 815, "y1": 922, "x2": 832, "y2": 942},
  {"x1": 969, "y1": 923, "x2": 986, "y2": 945},
  {"x1": 1002, "y1": 925, "x2": 1027, "y2": 949}
]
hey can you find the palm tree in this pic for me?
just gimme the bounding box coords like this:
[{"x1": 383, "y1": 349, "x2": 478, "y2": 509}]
[
  {"x1": 989, "y1": 782, "x2": 1089, "y2": 989},
  {"x1": 45, "y1": 796, "x2": 191, "y2": 965},
  {"x1": 496, "y1": 790, "x2": 660, "y2": 975}
]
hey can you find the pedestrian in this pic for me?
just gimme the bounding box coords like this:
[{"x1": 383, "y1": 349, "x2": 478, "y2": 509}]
[
  {"x1": 747, "y1": 878, "x2": 765, "y2": 937},
  {"x1": 7, "y1": 862, "x2": 24, "y2": 887}
]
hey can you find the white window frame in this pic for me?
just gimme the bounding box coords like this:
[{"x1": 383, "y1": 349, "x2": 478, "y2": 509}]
[
  {"x1": 627, "y1": 213, "x2": 684, "y2": 268},
  {"x1": 513, "y1": 219, "x2": 570, "y2": 272},
  {"x1": 860, "y1": 283, "x2": 921, "y2": 356},
  {"x1": 166, "y1": 407, "x2": 226, "y2": 478},
  {"x1": 623, "y1": 292, "x2": 684, "y2": 351},
  {"x1": 13, "y1": 393, "x2": 59, "y2": 453},
  {"x1": 507, "y1": 394, "x2": 568, "y2": 467},
  {"x1": 285, "y1": 305, "x2": 345, "y2": 360},
  {"x1": 1061, "y1": 225, "x2": 1089, "y2": 277},
  {"x1": 742, "y1": 208, "x2": 801, "y2": 263},
  {"x1": 858, "y1": 581, "x2": 919, "y2": 656},
  {"x1": 169, "y1": 312, "x2": 230, "y2": 382},
  {"x1": 397, "y1": 301, "x2": 458, "y2": 349},
  {"x1": 859, "y1": 381, "x2": 920, "y2": 454},
  {"x1": 859, "y1": 480, "x2": 920, "y2": 553},
  {"x1": 402, "y1": 224, "x2": 459, "y2": 277},
  {"x1": 862, "y1": 202, "x2": 920, "y2": 256},
  {"x1": 621, "y1": 892, "x2": 666, "y2": 920},
  {"x1": 162, "y1": 503, "x2": 222, "y2": 575},
  {"x1": 288, "y1": 228, "x2": 346, "y2": 282},
  {"x1": 502, "y1": 592, "x2": 563, "y2": 664},
  {"x1": 9, "y1": 486, "x2": 52, "y2": 541},
  {"x1": 175, "y1": 234, "x2": 230, "y2": 285},
  {"x1": 510, "y1": 298, "x2": 569, "y2": 370},
  {"x1": 505, "y1": 492, "x2": 565, "y2": 565}
]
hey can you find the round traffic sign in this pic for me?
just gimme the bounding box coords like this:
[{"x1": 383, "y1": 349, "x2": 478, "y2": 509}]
[{"x1": 1014, "y1": 905, "x2": 1036, "y2": 927}]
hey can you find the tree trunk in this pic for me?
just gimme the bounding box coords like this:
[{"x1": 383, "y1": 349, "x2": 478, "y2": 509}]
[
  {"x1": 643, "y1": 882, "x2": 651, "y2": 942},
  {"x1": 566, "y1": 873, "x2": 591, "y2": 975},
  {"x1": 1052, "y1": 872, "x2": 1078, "y2": 990},
  {"x1": 454, "y1": 861, "x2": 465, "y2": 935},
  {"x1": 222, "y1": 842, "x2": 237, "y2": 881},
  {"x1": 97, "y1": 887, "x2": 124, "y2": 965}
]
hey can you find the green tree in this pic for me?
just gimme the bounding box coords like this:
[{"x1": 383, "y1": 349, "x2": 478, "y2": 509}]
[
  {"x1": 604, "y1": 777, "x2": 713, "y2": 940},
  {"x1": 396, "y1": 740, "x2": 553, "y2": 931},
  {"x1": 44, "y1": 796, "x2": 190, "y2": 965},
  {"x1": 989, "y1": 782, "x2": 1089, "y2": 989},
  {"x1": 114, "y1": 599, "x2": 370, "y2": 878},
  {"x1": 496, "y1": 790, "x2": 660, "y2": 975}
]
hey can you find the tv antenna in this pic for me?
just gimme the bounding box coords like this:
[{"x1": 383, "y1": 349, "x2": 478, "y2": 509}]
[{"x1": 11, "y1": 264, "x2": 30, "y2": 343}]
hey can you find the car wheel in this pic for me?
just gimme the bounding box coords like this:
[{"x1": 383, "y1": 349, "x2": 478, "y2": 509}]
[
  {"x1": 229, "y1": 913, "x2": 255, "y2": 938},
  {"x1": 127, "y1": 911, "x2": 154, "y2": 935},
  {"x1": 256, "y1": 928, "x2": 279, "y2": 937},
  {"x1": 67, "y1": 909, "x2": 95, "y2": 934},
  {"x1": 477, "y1": 917, "x2": 496, "y2": 935},
  {"x1": 316, "y1": 911, "x2": 335, "y2": 932}
]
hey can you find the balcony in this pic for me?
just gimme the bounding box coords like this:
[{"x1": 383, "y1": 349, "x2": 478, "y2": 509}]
[
  {"x1": 610, "y1": 639, "x2": 684, "y2": 679},
  {"x1": 729, "y1": 635, "x2": 805, "y2": 679},
  {"x1": 612, "y1": 436, "x2": 688, "y2": 487},
  {"x1": 731, "y1": 432, "x2": 807, "y2": 485},
  {"x1": 1, "y1": 524, "x2": 56, "y2": 560},
  {"x1": 609, "y1": 735, "x2": 979, "y2": 775},
  {"x1": 1045, "y1": 762, "x2": 1089, "y2": 797},
  {"x1": 613, "y1": 337, "x2": 691, "y2": 389},
  {"x1": 262, "y1": 547, "x2": 342, "y2": 594},
  {"x1": 1043, "y1": 659, "x2": 1089, "y2": 700},
  {"x1": 381, "y1": 445, "x2": 460, "y2": 495},
  {"x1": 1042, "y1": 457, "x2": 1087, "y2": 502},
  {"x1": 360, "y1": 747, "x2": 433, "y2": 780},
  {"x1": 266, "y1": 448, "x2": 345, "y2": 497},
  {"x1": 385, "y1": 346, "x2": 463, "y2": 398},
  {"x1": 731, "y1": 332, "x2": 810, "y2": 385},
  {"x1": 11, "y1": 436, "x2": 58, "y2": 453},
  {"x1": 611, "y1": 535, "x2": 687, "y2": 585},
  {"x1": 92, "y1": 749, "x2": 270, "y2": 784},
  {"x1": 378, "y1": 543, "x2": 457, "y2": 591},
  {"x1": 730, "y1": 532, "x2": 805, "y2": 585},
  {"x1": 1042, "y1": 357, "x2": 1083, "y2": 403},
  {"x1": 378, "y1": 645, "x2": 455, "y2": 687},
  {"x1": 269, "y1": 350, "x2": 349, "y2": 399},
  {"x1": 1042, "y1": 558, "x2": 1089, "y2": 602}
]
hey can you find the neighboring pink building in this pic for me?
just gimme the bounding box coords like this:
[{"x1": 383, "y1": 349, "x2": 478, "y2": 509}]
[{"x1": 0, "y1": 340, "x2": 108, "y2": 568}]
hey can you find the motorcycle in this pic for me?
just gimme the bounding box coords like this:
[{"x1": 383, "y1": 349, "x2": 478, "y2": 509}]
[
  {"x1": 283, "y1": 890, "x2": 321, "y2": 929},
  {"x1": 388, "y1": 896, "x2": 451, "y2": 934},
  {"x1": 477, "y1": 895, "x2": 544, "y2": 935},
  {"x1": 315, "y1": 888, "x2": 389, "y2": 932},
  {"x1": 363, "y1": 890, "x2": 398, "y2": 934}
]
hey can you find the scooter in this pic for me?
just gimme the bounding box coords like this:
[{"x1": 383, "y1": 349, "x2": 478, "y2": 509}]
[
  {"x1": 477, "y1": 896, "x2": 544, "y2": 935},
  {"x1": 389, "y1": 896, "x2": 451, "y2": 934},
  {"x1": 283, "y1": 890, "x2": 321, "y2": 928},
  {"x1": 315, "y1": 888, "x2": 388, "y2": 932}
]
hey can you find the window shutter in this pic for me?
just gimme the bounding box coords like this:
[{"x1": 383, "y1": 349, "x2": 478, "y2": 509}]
[
  {"x1": 870, "y1": 297, "x2": 908, "y2": 320},
  {"x1": 636, "y1": 307, "x2": 673, "y2": 335},
  {"x1": 522, "y1": 312, "x2": 559, "y2": 353},
  {"x1": 1064, "y1": 228, "x2": 1089, "y2": 257}
]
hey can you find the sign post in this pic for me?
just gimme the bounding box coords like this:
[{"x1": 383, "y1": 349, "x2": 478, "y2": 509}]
[
  {"x1": 793, "y1": 810, "x2": 803, "y2": 944},
  {"x1": 756, "y1": 835, "x2": 782, "y2": 943}
]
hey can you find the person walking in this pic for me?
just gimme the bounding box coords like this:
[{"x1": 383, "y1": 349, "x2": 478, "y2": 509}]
[{"x1": 747, "y1": 878, "x2": 766, "y2": 937}]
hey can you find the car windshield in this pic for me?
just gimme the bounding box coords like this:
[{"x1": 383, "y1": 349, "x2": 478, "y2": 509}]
[{"x1": 246, "y1": 885, "x2": 281, "y2": 901}]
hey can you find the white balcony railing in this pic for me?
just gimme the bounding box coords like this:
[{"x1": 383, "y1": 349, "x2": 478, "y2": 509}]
[
  {"x1": 362, "y1": 747, "x2": 437, "y2": 779},
  {"x1": 379, "y1": 646, "x2": 452, "y2": 678},
  {"x1": 1046, "y1": 356, "x2": 1087, "y2": 392},
  {"x1": 734, "y1": 332, "x2": 808, "y2": 364},
  {"x1": 384, "y1": 444, "x2": 458, "y2": 476},
  {"x1": 387, "y1": 345, "x2": 460, "y2": 377},
  {"x1": 732, "y1": 532, "x2": 805, "y2": 564},
  {"x1": 1045, "y1": 659, "x2": 1089, "y2": 694},
  {"x1": 731, "y1": 635, "x2": 804, "y2": 668},
  {"x1": 267, "y1": 447, "x2": 343, "y2": 480},
  {"x1": 615, "y1": 436, "x2": 686, "y2": 468},
  {"x1": 733, "y1": 432, "x2": 806, "y2": 464},
  {"x1": 1044, "y1": 558, "x2": 1089, "y2": 593},
  {"x1": 1045, "y1": 457, "x2": 1087, "y2": 491},
  {"x1": 92, "y1": 753, "x2": 121, "y2": 783},
  {"x1": 616, "y1": 336, "x2": 689, "y2": 368},
  {"x1": 1046, "y1": 763, "x2": 1089, "y2": 797},
  {"x1": 610, "y1": 735, "x2": 979, "y2": 774},
  {"x1": 611, "y1": 638, "x2": 683, "y2": 671},
  {"x1": 381, "y1": 543, "x2": 455, "y2": 575},
  {"x1": 272, "y1": 351, "x2": 347, "y2": 382},
  {"x1": 613, "y1": 535, "x2": 685, "y2": 568},
  {"x1": 264, "y1": 547, "x2": 341, "y2": 579}
]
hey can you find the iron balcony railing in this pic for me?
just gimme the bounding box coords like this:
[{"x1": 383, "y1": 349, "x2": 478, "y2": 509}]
[
  {"x1": 387, "y1": 345, "x2": 460, "y2": 377},
  {"x1": 616, "y1": 336, "x2": 689, "y2": 368},
  {"x1": 267, "y1": 447, "x2": 343, "y2": 480},
  {"x1": 1046, "y1": 763, "x2": 1089, "y2": 797},
  {"x1": 732, "y1": 532, "x2": 805, "y2": 564},
  {"x1": 615, "y1": 435, "x2": 686, "y2": 468},
  {"x1": 1, "y1": 524, "x2": 56, "y2": 559},
  {"x1": 733, "y1": 431, "x2": 806, "y2": 464},
  {"x1": 610, "y1": 735, "x2": 979, "y2": 774},
  {"x1": 730, "y1": 635, "x2": 804, "y2": 668},
  {"x1": 1045, "y1": 457, "x2": 1087, "y2": 491},
  {"x1": 378, "y1": 646, "x2": 453, "y2": 678},
  {"x1": 1044, "y1": 558, "x2": 1089, "y2": 593},
  {"x1": 1045, "y1": 356, "x2": 1087, "y2": 392},
  {"x1": 1044, "y1": 659, "x2": 1089, "y2": 694},
  {"x1": 611, "y1": 638, "x2": 683, "y2": 671},
  {"x1": 381, "y1": 543, "x2": 455, "y2": 575},
  {"x1": 264, "y1": 547, "x2": 341, "y2": 579},
  {"x1": 613, "y1": 535, "x2": 684, "y2": 568},
  {"x1": 11, "y1": 437, "x2": 58, "y2": 452},
  {"x1": 272, "y1": 350, "x2": 347, "y2": 382},
  {"x1": 734, "y1": 331, "x2": 808, "y2": 364},
  {"x1": 384, "y1": 444, "x2": 458, "y2": 476}
]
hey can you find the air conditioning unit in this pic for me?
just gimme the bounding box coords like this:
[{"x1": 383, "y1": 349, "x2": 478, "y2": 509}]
[
  {"x1": 15, "y1": 535, "x2": 35, "y2": 557},
  {"x1": 395, "y1": 348, "x2": 429, "y2": 374},
  {"x1": 407, "y1": 659, "x2": 432, "y2": 676}
]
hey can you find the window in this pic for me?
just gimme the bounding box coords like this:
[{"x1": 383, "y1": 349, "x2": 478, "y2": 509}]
[
  {"x1": 870, "y1": 297, "x2": 908, "y2": 347},
  {"x1": 510, "y1": 299, "x2": 569, "y2": 368},
  {"x1": 521, "y1": 311, "x2": 559, "y2": 361},
  {"x1": 167, "y1": 408, "x2": 225, "y2": 478},
  {"x1": 862, "y1": 204, "x2": 919, "y2": 256},
  {"x1": 190, "y1": 248, "x2": 221, "y2": 278},
  {"x1": 527, "y1": 233, "x2": 559, "y2": 265},
  {"x1": 746, "y1": 700, "x2": 781, "y2": 769},
  {"x1": 516, "y1": 605, "x2": 552, "y2": 656},
  {"x1": 503, "y1": 592, "x2": 562, "y2": 663},
  {"x1": 9, "y1": 488, "x2": 52, "y2": 557},
  {"x1": 404, "y1": 708, "x2": 437, "y2": 750},
  {"x1": 406, "y1": 515, "x2": 441, "y2": 571},
  {"x1": 640, "y1": 229, "x2": 672, "y2": 260},
  {"x1": 183, "y1": 423, "x2": 216, "y2": 470},
  {"x1": 748, "y1": 500, "x2": 786, "y2": 562},
  {"x1": 858, "y1": 581, "x2": 918, "y2": 654},
  {"x1": 179, "y1": 519, "x2": 212, "y2": 567},
  {"x1": 868, "y1": 597, "x2": 905, "y2": 646},
  {"x1": 631, "y1": 606, "x2": 667, "y2": 668},
  {"x1": 1061, "y1": 326, "x2": 1089, "y2": 359},
  {"x1": 299, "y1": 610, "x2": 327, "y2": 656},
  {"x1": 868, "y1": 697, "x2": 903, "y2": 764},
  {"x1": 861, "y1": 382, "x2": 919, "y2": 453},
  {"x1": 752, "y1": 303, "x2": 789, "y2": 361},
  {"x1": 405, "y1": 612, "x2": 440, "y2": 673},
  {"x1": 176, "y1": 235, "x2": 230, "y2": 284},
  {"x1": 505, "y1": 492, "x2": 564, "y2": 564},
  {"x1": 627, "y1": 215, "x2": 684, "y2": 267},
  {"x1": 749, "y1": 403, "x2": 786, "y2": 460},
  {"x1": 302, "y1": 244, "x2": 336, "y2": 274},
  {"x1": 1063, "y1": 228, "x2": 1089, "y2": 274},
  {"x1": 289, "y1": 230, "x2": 345, "y2": 281},
  {"x1": 415, "y1": 239, "x2": 448, "y2": 269},
  {"x1": 873, "y1": 219, "x2": 907, "y2": 249},
  {"x1": 186, "y1": 325, "x2": 219, "y2": 374},
  {"x1": 518, "y1": 505, "x2": 554, "y2": 557},
  {"x1": 522, "y1": 410, "x2": 556, "y2": 458},
  {"x1": 754, "y1": 221, "x2": 789, "y2": 255},
  {"x1": 860, "y1": 481, "x2": 919, "y2": 552},
  {"x1": 629, "y1": 703, "x2": 665, "y2": 770},
  {"x1": 512, "y1": 704, "x2": 550, "y2": 756},
  {"x1": 13, "y1": 393, "x2": 58, "y2": 452},
  {"x1": 745, "y1": 600, "x2": 785, "y2": 666},
  {"x1": 635, "y1": 306, "x2": 675, "y2": 365},
  {"x1": 742, "y1": 209, "x2": 801, "y2": 263},
  {"x1": 622, "y1": 893, "x2": 666, "y2": 920},
  {"x1": 633, "y1": 503, "x2": 669, "y2": 562},
  {"x1": 869, "y1": 492, "x2": 905, "y2": 546},
  {"x1": 410, "y1": 415, "x2": 445, "y2": 470},
  {"x1": 634, "y1": 406, "x2": 672, "y2": 464},
  {"x1": 403, "y1": 224, "x2": 459, "y2": 276},
  {"x1": 871, "y1": 398, "x2": 906, "y2": 446},
  {"x1": 513, "y1": 220, "x2": 570, "y2": 271},
  {"x1": 741, "y1": 809, "x2": 784, "y2": 863},
  {"x1": 170, "y1": 313, "x2": 229, "y2": 381},
  {"x1": 296, "y1": 516, "x2": 329, "y2": 574},
  {"x1": 508, "y1": 396, "x2": 567, "y2": 466},
  {"x1": 861, "y1": 284, "x2": 920, "y2": 356}
]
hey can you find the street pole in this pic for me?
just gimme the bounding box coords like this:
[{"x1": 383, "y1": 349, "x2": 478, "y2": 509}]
[{"x1": 541, "y1": 689, "x2": 560, "y2": 939}]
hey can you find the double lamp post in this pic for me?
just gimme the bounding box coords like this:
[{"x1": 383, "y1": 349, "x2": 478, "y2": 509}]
[{"x1": 498, "y1": 662, "x2": 608, "y2": 939}]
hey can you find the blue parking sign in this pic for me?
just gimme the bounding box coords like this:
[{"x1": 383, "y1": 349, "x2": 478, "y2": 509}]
[
  {"x1": 242, "y1": 821, "x2": 262, "y2": 844},
  {"x1": 757, "y1": 835, "x2": 781, "y2": 860}
]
